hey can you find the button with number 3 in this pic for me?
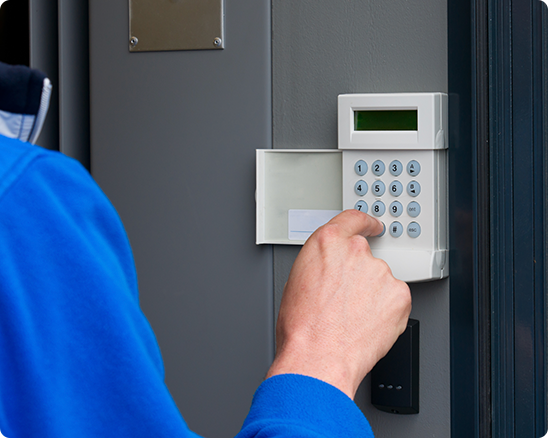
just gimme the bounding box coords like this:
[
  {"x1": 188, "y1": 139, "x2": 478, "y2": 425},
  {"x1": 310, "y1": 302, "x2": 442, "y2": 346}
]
[{"x1": 389, "y1": 160, "x2": 403, "y2": 176}]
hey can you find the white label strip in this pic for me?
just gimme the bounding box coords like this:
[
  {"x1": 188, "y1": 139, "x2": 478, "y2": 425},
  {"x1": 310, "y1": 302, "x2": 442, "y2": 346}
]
[{"x1": 288, "y1": 209, "x2": 342, "y2": 241}]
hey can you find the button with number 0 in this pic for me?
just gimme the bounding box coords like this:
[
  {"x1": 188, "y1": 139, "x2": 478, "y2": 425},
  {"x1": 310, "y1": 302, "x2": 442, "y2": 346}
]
[
  {"x1": 372, "y1": 201, "x2": 385, "y2": 217},
  {"x1": 354, "y1": 180, "x2": 368, "y2": 196},
  {"x1": 354, "y1": 200, "x2": 368, "y2": 213},
  {"x1": 354, "y1": 160, "x2": 368, "y2": 176}
]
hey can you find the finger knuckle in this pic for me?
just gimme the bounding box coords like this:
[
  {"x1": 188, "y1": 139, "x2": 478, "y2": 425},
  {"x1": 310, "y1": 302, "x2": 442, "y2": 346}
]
[{"x1": 314, "y1": 223, "x2": 341, "y2": 246}]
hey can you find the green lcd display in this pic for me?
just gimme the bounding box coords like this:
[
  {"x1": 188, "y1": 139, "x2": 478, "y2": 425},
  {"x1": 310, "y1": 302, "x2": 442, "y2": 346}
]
[{"x1": 354, "y1": 110, "x2": 418, "y2": 131}]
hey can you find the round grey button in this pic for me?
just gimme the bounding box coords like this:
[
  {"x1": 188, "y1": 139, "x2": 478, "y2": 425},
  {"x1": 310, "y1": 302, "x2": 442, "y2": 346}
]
[
  {"x1": 407, "y1": 181, "x2": 421, "y2": 197},
  {"x1": 407, "y1": 222, "x2": 421, "y2": 238},
  {"x1": 407, "y1": 201, "x2": 421, "y2": 217},
  {"x1": 354, "y1": 160, "x2": 367, "y2": 176},
  {"x1": 354, "y1": 180, "x2": 368, "y2": 196},
  {"x1": 354, "y1": 200, "x2": 368, "y2": 213},
  {"x1": 389, "y1": 201, "x2": 403, "y2": 217},
  {"x1": 372, "y1": 160, "x2": 385, "y2": 176},
  {"x1": 372, "y1": 201, "x2": 385, "y2": 217},
  {"x1": 376, "y1": 222, "x2": 386, "y2": 237},
  {"x1": 389, "y1": 160, "x2": 403, "y2": 176},
  {"x1": 372, "y1": 180, "x2": 386, "y2": 197},
  {"x1": 407, "y1": 160, "x2": 421, "y2": 176},
  {"x1": 389, "y1": 181, "x2": 403, "y2": 196},
  {"x1": 389, "y1": 221, "x2": 403, "y2": 238}
]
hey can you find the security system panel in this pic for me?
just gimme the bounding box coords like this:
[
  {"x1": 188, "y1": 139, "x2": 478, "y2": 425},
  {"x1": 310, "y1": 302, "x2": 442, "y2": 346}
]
[
  {"x1": 339, "y1": 93, "x2": 448, "y2": 282},
  {"x1": 256, "y1": 93, "x2": 448, "y2": 282}
]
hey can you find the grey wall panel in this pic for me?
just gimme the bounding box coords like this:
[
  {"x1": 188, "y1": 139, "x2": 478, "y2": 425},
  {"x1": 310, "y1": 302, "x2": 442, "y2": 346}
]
[
  {"x1": 89, "y1": 1, "x2": 273, "y2": 437},
  {"x1": 272, "y1": 1, "x2": 450, "y2": 436}
]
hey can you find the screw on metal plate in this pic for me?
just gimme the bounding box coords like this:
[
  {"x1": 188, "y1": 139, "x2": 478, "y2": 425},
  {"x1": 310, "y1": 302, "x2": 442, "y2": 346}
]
[
  {"x1": 130, "y1": 36, "x2": 139, "y2": 47},
  {"x1": 213, "y1": 37, "x2": 222, "y2": 47}
]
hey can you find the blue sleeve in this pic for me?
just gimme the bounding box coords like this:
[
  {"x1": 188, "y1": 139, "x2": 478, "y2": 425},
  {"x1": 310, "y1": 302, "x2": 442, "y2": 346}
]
[
  {"x1": 0, "y1": 137, "x2": 374, "y2": 438},
  {"x1": 0, "y1": 137, "x2": 200, "y2": 438},
  {"x1": 237, "y1": 374, "x2": 374, "y2": 438}
]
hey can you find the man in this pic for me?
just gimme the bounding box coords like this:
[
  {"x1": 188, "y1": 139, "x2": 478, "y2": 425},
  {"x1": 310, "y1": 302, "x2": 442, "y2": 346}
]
[{"x1": 0, "y1": 62, "x2": 410, "y2": 437}]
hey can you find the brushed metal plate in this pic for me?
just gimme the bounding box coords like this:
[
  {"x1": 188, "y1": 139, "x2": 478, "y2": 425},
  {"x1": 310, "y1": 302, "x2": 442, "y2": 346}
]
[{"x1": 129, "y1": 0, "x2": 224, "y2": 52}]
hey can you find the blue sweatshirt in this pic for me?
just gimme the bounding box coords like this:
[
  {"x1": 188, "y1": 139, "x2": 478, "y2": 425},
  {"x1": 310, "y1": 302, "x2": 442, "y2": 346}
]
[{"x1": 0, "y1": 135, "x2": 373, "y2": 438}]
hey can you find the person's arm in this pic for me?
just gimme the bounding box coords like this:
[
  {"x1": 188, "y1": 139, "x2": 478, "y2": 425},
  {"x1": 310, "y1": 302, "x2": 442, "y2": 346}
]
[
  {"x1": 0, "y1": 139, "x2": 200, "y2": 438},
  {"x1": 237, "y1": 210, "x2": 411, "y2": 437}
]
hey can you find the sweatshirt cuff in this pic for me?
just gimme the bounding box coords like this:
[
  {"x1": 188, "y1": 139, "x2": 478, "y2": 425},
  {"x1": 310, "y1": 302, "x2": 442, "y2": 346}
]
[{"x1": 237, "y1": 374, "x2": 374, "y2": 438}]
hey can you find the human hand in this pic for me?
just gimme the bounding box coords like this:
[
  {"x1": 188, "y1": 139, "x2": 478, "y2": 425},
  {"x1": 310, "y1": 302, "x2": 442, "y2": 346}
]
[{"x1": 265, "y1": 209, "x2": 411, "y2": 399}]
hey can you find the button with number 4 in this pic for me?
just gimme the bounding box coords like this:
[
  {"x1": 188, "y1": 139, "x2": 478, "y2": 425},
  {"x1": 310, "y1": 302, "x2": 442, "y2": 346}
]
[{"x1": 354, "y1": 180, "x2": 368, "y2": 196}]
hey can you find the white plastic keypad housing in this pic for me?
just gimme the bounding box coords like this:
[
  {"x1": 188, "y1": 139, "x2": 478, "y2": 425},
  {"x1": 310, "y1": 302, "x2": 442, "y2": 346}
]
[
  {"x1": 255, "y1": 93, "x2": 449, "y2": 283},
  {"x1": 339, "y1": 93, "x2": 448, "y2": 282}
]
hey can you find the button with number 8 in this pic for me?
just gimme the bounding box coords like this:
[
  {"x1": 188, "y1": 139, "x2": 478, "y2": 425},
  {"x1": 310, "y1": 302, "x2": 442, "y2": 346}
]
[{"x1": 372, "y1": 201, "x2": 385, "y2": 217}]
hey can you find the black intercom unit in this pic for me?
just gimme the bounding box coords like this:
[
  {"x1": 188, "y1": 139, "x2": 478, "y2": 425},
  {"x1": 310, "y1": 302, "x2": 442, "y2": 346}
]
[{"x1": 371, "y1": 319, "x2": 419, "y2": 414}]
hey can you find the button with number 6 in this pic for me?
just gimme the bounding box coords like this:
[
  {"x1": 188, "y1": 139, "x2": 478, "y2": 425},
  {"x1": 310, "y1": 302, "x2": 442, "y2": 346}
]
[{"x1": 389, "y1": 181, "x2": 403, "y2": 197}]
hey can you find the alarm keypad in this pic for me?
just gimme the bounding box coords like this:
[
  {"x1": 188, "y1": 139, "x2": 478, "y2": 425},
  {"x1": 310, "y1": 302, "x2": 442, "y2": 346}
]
[{"x1": 343, "y1": 150, "x2": 436, "y2": 250}]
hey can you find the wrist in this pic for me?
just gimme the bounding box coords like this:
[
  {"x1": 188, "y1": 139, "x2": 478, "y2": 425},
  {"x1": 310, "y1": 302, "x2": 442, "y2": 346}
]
[{"x1": 266, "y1": 341, "x2": 363, "y2": 399}]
